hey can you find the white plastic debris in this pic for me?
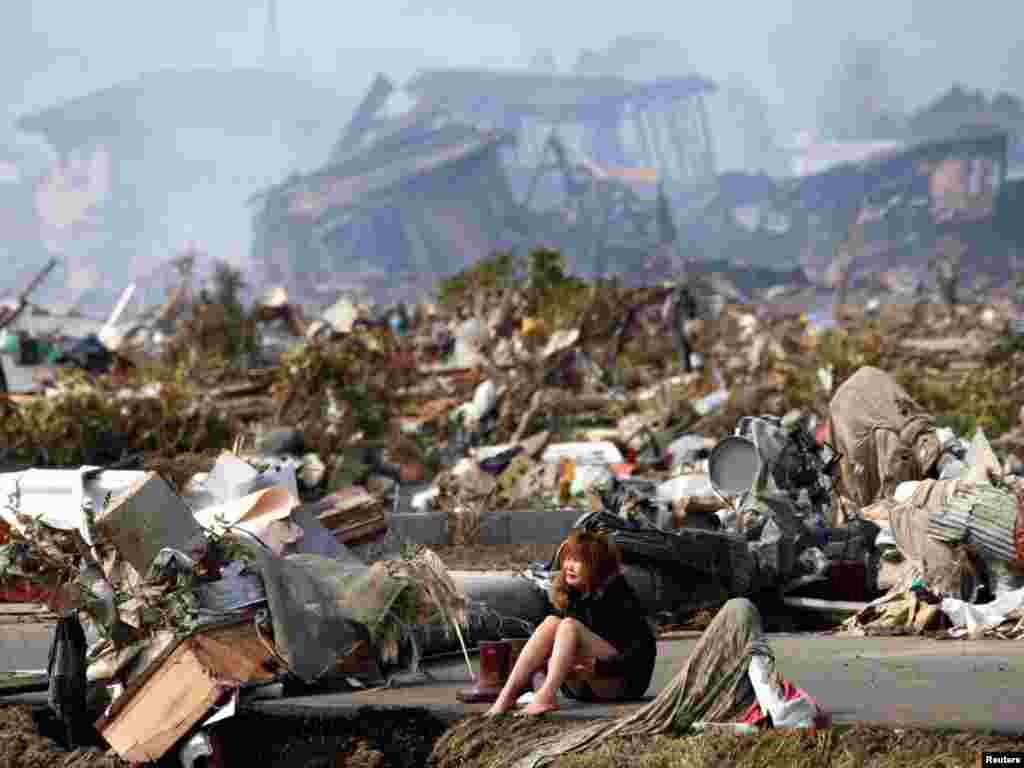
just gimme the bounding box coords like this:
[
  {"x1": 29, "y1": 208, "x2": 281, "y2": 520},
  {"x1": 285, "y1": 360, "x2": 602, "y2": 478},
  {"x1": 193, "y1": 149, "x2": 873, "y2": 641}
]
[
  {"x1": 893, "y1": 481, "x2": 920, "y2": 503},
  {"x1": 747, "y1": 655, "x2": 818, "y2": 728},
  {"x1": 541, "y1": 442, "x2": 624, "y2": 466},
  {"x1": 817, "y1": 366, "x2": 834, "y2": 394},
  {"x1": 656, "y1": 473, "x2": 715, "y2": 503},
  {"x1": 941, "y1": 586, "x2": 1024, "y2": 637},
  {"x1": 692, "y1": 389, "x2": 729, "y2": 416},
  {"x1": 0, "y1": 468, "x2": 147, "y2": 544},
  {"x1": 205, "y1": 453, "x2": 299, "y2": 504},
  {"x1": 412, "y1": 487, "x2": 440, "y2": 513},
  {"x1": 570, "y1": 465, "x2": 614, "y2": 497},
  {"x1": 472, "y1": 379, "x2": 497, "y2": 420}
]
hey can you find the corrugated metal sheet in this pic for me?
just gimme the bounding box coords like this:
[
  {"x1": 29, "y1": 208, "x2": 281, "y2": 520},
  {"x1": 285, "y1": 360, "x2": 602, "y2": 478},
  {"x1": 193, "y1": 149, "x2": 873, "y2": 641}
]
[{"x1": 927, "y1": 484, "x2": 1018, "y2": 562}]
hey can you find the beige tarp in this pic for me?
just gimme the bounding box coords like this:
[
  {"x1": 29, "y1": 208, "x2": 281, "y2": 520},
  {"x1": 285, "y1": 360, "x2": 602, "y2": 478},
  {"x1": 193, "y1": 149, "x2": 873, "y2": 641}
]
[
  {"x1": 828, "y1": 366, "x2": 941, "y2": 520},
  {"x1": 844, "y1": 478, "x2": 975, "y2": 635},
  {"x1": 885, "y1": 479, "x2": 973, "y2": 596}
]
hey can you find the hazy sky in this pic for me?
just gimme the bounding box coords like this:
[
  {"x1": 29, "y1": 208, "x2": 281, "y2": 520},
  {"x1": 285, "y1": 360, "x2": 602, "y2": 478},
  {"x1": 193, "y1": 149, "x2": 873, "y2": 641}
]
[{"x1": 7, "y1": 0, "x2": 1023, "y2": 131}]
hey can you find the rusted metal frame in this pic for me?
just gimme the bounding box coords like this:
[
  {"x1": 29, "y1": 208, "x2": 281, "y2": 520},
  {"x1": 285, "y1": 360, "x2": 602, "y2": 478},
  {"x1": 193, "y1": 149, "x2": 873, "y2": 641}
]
[
  {"x1": 0, "y1": 257, "x2": 59, "y2": 331},
  {"x1": 681, "y1": 102, "x2": 706, "y2": 182},
  {"x1": 331, "y1": 74, "x2": 395, "y2": 162},
  {"x1": 631, "y1": 102, "x2": 656, "y2": 168},
  {"x1": 645, "y1": 107, "x2": 673, "y2": 176},
  {"x1": 638, "y1": 109, "x2": 667, "y2": 173},
  {"x1": 695, "y1": 93, "x2": 717, "y2": 181},
  {"x1": 665, "y1": 101, "x2": 696, "y2": 182}
]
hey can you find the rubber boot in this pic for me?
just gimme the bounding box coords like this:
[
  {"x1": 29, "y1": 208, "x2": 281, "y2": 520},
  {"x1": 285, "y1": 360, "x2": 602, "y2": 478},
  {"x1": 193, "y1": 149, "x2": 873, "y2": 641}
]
[{"x1": 457, "y1": 640, "x2": 510, "y2": 703}]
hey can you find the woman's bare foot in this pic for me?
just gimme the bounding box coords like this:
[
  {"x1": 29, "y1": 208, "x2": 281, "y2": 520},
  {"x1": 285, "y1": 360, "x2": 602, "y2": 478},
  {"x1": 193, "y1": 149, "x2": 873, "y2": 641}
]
[
  {"x1": 521, "y1": 694, "x2": 559, "y2": 716},
  {"x1": 485, "y1": 694, "x2": 517, "y2": 717}
]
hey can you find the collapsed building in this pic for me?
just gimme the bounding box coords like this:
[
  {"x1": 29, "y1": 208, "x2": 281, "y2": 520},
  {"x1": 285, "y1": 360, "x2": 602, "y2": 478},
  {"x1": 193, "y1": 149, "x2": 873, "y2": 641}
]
[
  {"x1": 695, "y1": 131, "x2": 1014, "y2": 293},
  {"x1": 250, "y1": 69, "x2": 719, "y2": 302},
  {"x1": 253, "y1": 69, "x2": 1022, "y2": 306}
]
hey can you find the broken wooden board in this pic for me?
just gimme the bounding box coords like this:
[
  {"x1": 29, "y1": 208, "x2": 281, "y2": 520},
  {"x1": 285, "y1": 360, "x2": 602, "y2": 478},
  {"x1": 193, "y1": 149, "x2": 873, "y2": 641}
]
[
  {"x1": 97, "y1": 620, "x2": 278, "y2": 763},
  {"x1": 317, "y1": 486, "x2": 382, "y2": 524},
  {"x1": 332, "y1": 515, "x2": 388, "y2": 545}
]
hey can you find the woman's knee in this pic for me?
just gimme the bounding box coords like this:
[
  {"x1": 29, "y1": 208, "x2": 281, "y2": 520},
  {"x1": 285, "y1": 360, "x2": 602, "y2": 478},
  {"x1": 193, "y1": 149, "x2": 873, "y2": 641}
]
[
  {"x1": 556, "y1": 617, "x2": 582, "y2": 634},
  {"x1": 536, "y1": 616, "x2": 562, "y2": 636}
]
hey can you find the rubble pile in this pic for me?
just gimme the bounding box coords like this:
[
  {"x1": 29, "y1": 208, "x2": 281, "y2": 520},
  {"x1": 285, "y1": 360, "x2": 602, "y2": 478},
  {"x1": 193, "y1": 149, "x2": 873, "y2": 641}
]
[
  {"x1": 7, "y1": 249, "x2": 1024, "y2": 761},
  {"x1": 0, "y1": 455, "x2": 472, "y2": 762}
]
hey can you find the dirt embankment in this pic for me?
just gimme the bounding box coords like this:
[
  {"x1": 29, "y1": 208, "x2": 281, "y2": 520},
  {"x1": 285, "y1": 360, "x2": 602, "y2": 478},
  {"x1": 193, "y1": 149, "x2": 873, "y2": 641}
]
[
  {"x1": 430, "y1": 715, "x2": 1024, "y2": 768},
  {"x1": 0, "y1": 706, "x2": 126, "y2": 768}
]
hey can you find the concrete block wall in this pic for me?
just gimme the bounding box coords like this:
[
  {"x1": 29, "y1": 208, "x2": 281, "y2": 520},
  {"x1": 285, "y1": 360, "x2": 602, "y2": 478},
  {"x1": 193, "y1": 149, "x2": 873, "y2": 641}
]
[
  {"x1": 384, "y1": 506, "x2": 582, "y2": 549},
  {"x1": 0, "y1": 621, "x2": 52, "y2": 672}
]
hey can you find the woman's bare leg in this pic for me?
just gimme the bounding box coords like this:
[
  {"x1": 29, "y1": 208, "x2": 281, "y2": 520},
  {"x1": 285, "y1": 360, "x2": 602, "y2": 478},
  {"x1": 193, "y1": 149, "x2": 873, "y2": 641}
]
[
  {"x1": 487, "y1": 616, "x2": 561, "y2": 715},
  {"x1": 523, "y1": 618, "x2": 618, "y2": 715}
]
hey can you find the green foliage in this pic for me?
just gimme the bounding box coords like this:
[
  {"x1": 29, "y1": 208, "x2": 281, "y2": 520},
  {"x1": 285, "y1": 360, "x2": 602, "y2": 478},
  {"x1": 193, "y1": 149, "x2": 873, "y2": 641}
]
[
  {"x1": 213, "y1": 260, "x2": 257, "y2": 366},
  {"x1": 336, "y1": 382, "x2": 390, "y2": 441},
  {"x1": 435, "y1": 248, "x2": 587, "y2": 326},
  {"x1": 436, "y1": 251, "x2": 522, "y2": 308},
  {"x1": 991, "y1": 333, "x2": 1024, "y2": 357},
  {"x1": 2, "y1": 367, "x2": 239, "y2": 466},
  {"x1": 527, "y1": 247, "x2": 570, "y2": 291}
]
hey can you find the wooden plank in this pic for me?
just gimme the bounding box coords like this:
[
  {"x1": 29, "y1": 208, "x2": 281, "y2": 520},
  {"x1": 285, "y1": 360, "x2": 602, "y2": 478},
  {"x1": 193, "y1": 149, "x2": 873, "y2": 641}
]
[
  {"x1": 0, "y1": 603, "x2": 53, "y2": 615},
  {"x1": 99, "y1": 621, "x2": 277, "y2": 763},
  {"x1": 319, "y1": 505, "x2": 382, "y2": 529},
  {"x1": 101, "y1": 638, "x2": 222, "y2": 762},
  {"x1": 333, "y1": 516, "x2": 388, "y2": 545}
]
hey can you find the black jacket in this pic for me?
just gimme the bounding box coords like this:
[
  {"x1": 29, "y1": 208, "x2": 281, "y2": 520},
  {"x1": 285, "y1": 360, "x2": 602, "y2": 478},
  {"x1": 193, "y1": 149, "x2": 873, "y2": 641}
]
[{"x1": 554, "y1": 573, "x2": 657, "y2": 699}]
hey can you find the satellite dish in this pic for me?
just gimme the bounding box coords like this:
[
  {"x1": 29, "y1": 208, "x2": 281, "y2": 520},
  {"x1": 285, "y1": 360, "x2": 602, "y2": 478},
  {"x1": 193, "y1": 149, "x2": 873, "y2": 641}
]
[{"x1": 708, "y1": 435, "x2": 760, "y2": 497}]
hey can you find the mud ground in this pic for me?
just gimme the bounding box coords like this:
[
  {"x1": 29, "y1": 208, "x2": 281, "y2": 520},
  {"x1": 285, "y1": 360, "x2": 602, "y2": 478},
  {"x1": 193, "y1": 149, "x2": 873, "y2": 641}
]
[
  {"x1": 213, "y1": 707, "x2": 449, "y2": 768},
  {"x1": 430, "y1": 714, "x2": 1024, "y2": 768},
  {"x1": 8, "y1": 698, "x2": 1024, "y2": 768},
  {"x1": 0, "y1": 706, "x2": 126, "y2": 768}
]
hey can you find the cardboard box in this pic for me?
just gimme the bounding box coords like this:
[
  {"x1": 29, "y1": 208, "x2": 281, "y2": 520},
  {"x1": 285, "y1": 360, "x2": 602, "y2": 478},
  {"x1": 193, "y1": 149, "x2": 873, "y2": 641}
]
[{"x1": 98, "y1": 620, "x2": 277, "y2": 762}]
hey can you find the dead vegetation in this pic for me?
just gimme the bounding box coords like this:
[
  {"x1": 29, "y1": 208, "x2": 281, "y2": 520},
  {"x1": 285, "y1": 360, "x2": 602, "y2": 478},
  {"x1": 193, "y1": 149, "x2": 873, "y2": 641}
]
[
  {"x1": 430, "y1": 715, "x2": 1024, "y2": 768},
  {"x1": 5, "y1": 252, "x2": 1024, "y2": 502}
]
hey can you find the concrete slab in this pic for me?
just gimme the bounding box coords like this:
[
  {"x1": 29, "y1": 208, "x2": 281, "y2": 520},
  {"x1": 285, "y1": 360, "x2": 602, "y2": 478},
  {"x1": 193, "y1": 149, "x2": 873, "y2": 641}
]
[
  {"x1": 0, "y1": 620, "x2": 53, "y2": 673},
  {"x1": 478, "y1": 508, "x2": 581, "y2": 547},
  {"x1": 384, "y1": 506, "x2": 582, "y2": 549},
  {"x1": 386, "y1": 511, "x2": 448, "y2": 547}
]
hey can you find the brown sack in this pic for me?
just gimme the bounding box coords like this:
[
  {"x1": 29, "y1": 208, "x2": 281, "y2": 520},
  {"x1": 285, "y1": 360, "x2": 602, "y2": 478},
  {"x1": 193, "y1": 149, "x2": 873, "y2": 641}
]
[{"x1": 829, "y1": 366, "x2": 941, "y2": 512}]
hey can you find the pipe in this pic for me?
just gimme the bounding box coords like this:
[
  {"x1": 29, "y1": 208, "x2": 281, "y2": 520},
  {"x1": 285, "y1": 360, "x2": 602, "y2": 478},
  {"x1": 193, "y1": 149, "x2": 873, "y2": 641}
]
[
  {"x1": 781, "y1": 596, "x2": 867, "y2": 616},
  {"x1": 408, "y1": 571, "x2": 549, "y2": 658}
]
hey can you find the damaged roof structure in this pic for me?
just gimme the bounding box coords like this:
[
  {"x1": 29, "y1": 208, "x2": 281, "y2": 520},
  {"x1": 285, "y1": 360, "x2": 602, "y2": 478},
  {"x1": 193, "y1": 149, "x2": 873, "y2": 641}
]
[
  {"x1": 251, "y1": 69, "x2": 718, "y2": 303},
  {"x1": 693, "y1": 131, "x2": 1013, "y2": 292}
]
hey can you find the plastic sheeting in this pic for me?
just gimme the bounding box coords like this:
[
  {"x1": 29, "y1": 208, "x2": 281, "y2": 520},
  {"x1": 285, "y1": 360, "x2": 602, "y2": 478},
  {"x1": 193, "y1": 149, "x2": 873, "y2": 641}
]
[
  {"x1": 250, "y1": 547, "x2": 374, "y2": 683},
  {"x1": 941, "y1": 585, "x2": 1024, "y2": 637}
]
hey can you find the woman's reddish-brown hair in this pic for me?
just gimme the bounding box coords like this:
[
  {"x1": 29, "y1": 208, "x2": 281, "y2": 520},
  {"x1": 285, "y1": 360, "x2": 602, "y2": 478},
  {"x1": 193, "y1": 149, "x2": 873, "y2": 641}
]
[{"x1": 550, "y1": 530, "x2": 622, "y2": 611}]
